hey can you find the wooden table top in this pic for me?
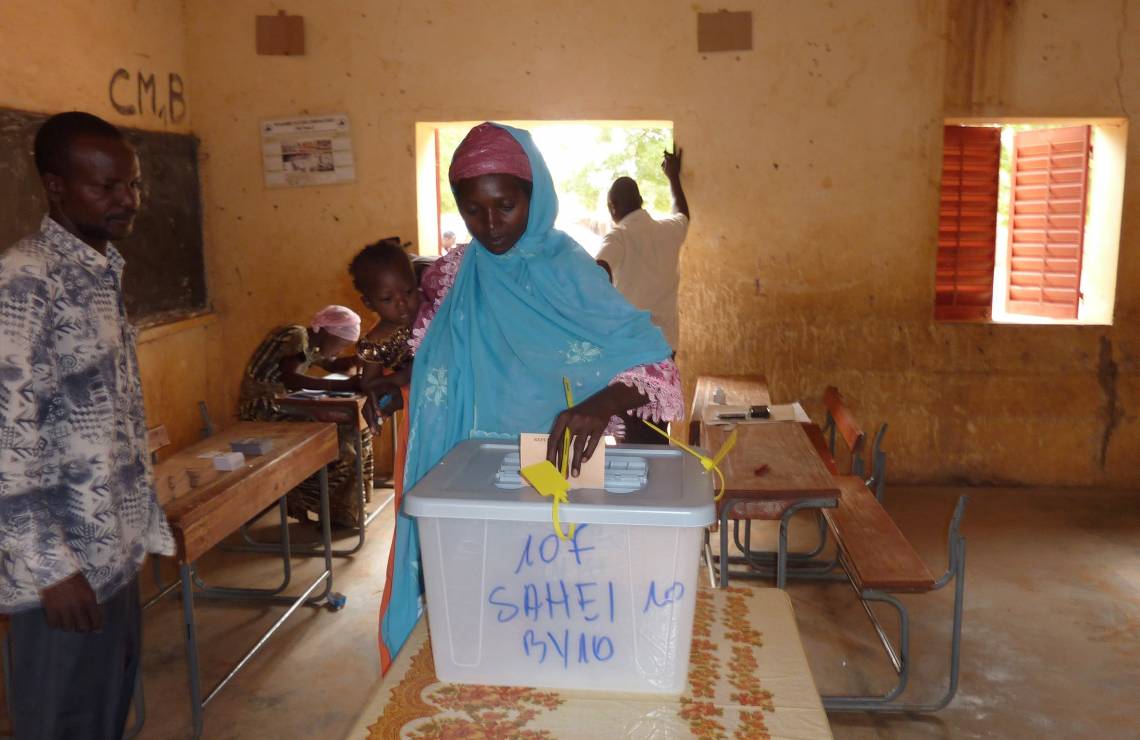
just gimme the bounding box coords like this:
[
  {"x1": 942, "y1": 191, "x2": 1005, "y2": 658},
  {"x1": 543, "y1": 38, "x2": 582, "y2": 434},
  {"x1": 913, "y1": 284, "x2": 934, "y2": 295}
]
[
  {"x1": 703, "y1": 421, "x2": 839, "y2": 501},
  {"x1": 276, "y1": 393, "x2": 368, "y2": 430},
  {"x1": 691, "y1": 374, "x2": 771, "y2": 420},
  {"x1": 153, "y1": 421, "x2": 338, "y2": 563}
]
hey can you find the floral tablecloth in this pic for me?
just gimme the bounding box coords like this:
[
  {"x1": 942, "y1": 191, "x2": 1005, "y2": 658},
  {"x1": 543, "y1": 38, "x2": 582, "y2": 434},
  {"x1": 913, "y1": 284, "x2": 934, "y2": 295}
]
[{"x1": 351, "y1": 585, "x2": 832, "y2": 739}]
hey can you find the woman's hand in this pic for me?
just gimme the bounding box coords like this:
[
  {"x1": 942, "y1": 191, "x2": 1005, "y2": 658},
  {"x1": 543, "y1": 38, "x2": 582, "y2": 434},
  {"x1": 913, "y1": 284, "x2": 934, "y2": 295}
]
[{"x1": 547, "y1": 383, "x2": 648, "y2": 476}]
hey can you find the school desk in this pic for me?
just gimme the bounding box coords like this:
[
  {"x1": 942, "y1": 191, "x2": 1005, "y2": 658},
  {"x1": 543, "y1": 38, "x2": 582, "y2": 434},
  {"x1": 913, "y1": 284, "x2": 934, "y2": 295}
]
[
  {"x1": 689, "y1": 373, "x2": 771, "y2": 444},
  {"x1": 702, "y1": 416, "x2": 840, "y2": 590},
  {"x1": 152, "y1": 420, "x2": 339, "y2": 739}
]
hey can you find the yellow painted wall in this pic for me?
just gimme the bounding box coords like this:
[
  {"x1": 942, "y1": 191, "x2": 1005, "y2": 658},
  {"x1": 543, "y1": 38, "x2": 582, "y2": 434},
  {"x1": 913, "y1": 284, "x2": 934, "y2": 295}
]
[
  {"x1": 181, "y1": 0, "x2": 1135, "y2": 485},
  {"x1": 0, "y1": 0, "x2": 227, "y2": 454},
  {"x1": 3, "y1": 1, "x2": 1136, "y2": 485}
]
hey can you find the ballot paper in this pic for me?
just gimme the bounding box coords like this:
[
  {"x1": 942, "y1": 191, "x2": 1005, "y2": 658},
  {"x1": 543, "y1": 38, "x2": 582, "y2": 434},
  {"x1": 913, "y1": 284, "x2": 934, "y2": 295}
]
[
  {"x1": 701, "y1": 402, "x2": 812, "y2": 426},
  {"x1": 518, "y1": 433, "x2": 606, "y2": 490}
]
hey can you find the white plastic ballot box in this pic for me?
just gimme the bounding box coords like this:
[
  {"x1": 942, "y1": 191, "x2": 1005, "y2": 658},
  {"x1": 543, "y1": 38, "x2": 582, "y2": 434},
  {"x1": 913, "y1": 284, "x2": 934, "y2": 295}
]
[{"x1": 405, "y1": 441, "x2": 716, "y2": 694}]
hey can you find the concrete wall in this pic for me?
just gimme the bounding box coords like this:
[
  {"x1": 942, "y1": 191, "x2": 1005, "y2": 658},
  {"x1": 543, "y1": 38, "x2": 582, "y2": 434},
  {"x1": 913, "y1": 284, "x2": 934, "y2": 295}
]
[{"x1": 3, "y1": 0, "x2": 1136, "y2": 485}]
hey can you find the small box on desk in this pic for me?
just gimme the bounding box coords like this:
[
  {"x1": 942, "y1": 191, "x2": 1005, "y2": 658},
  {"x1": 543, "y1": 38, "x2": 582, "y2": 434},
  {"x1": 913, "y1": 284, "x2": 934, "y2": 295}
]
[
  {"x1": 212, "y1": 451, "x2": 246, "y2": 471},
  {"x1": 406, "y1": 440, "x2": 714, "y2": 694},
  {"x1": 230, "y1": 437, "x2": 274, "y2": 456}
]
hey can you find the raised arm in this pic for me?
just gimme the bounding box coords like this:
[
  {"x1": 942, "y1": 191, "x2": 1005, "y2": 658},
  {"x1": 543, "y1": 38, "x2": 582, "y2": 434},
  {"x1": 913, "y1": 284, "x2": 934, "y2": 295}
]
[{"x1": 663, "y1": 147, "x2": 689, "y2": 219}]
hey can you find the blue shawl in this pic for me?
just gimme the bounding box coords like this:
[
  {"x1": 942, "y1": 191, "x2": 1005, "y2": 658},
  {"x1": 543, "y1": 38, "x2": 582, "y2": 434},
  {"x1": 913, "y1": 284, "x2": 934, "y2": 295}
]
[{"x1": 380, "y1": 123, "x2": 672, "y2": 662}]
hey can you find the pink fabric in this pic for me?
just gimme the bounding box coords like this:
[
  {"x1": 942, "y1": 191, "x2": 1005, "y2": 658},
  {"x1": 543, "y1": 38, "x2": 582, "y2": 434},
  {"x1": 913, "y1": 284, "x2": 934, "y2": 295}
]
[
  {"x1": 448, "y1": 122, "x2": 532, "y2": 184},
  {"x1": 310, "y1": 304, "x2": 361, "y2": 341},
  {"x1": 411, "y1": 244, "x2": 682, "y2": 438},
  {"x1": 610, "y1": 361, "x2": 684, "y2": 422}
]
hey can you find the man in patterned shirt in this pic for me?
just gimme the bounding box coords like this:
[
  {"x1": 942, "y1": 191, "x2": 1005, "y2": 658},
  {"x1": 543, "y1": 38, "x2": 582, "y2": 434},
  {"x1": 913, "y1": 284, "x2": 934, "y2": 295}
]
[{"x1": 0, "y1": 112, "x2": 174, "y2": 739}]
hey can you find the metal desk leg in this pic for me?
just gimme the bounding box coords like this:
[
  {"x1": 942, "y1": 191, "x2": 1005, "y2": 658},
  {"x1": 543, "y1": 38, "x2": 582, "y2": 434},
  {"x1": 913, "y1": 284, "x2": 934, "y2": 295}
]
[
  {"x1": 349, "y1": 423, "x2": 366, "y2": 549},
  {"x1": 316, "y1": 465, "x2": 335, "y2": 603},
  {"x1": 178, "y1": 469, "x2": 340, "y2": 737},
  {"x1": 180, "y1": 563, "x2": 205, "y2": 740},
  {"x1": 718, "y1": 498, "x2": 737, "y2": 589},
  {"x1": 191, "y1": 499, "x2": 295, "y2": 599},
  {"x1": 777, "y1": 499, "x2": 838, "y2": 589},
  {"x1": 224, "y1": 430, "x2": 389, "y2": 557}
]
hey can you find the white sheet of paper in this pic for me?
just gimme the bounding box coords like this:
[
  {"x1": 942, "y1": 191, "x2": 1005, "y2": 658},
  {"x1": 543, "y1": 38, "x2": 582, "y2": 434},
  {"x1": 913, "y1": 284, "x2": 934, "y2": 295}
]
[
  {"x1": 519, "y1": 433, "x2": 606, "y2": 490},
  {"x1": 701, "y1": 402, "x2": 811, "y2": 426}
]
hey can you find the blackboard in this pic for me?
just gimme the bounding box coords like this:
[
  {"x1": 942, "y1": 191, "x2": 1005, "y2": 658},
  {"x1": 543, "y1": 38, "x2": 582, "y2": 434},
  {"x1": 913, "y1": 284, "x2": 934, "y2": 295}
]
[{"x1": 0, "y1": 107, "x2": 206, "y2": 325}]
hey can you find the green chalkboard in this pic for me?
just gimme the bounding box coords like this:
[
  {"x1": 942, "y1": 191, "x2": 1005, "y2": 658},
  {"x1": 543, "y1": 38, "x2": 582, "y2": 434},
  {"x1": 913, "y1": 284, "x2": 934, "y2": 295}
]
[{"x1": 0, "y1": 107, "x2": 206, "y2": 325}]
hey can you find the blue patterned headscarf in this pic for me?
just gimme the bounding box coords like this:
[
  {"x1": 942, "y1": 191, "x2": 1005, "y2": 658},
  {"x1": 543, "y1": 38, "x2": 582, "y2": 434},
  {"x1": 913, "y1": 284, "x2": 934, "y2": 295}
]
[{"x1": 380, "y1": 123, "x2": 672, "y2": 661}]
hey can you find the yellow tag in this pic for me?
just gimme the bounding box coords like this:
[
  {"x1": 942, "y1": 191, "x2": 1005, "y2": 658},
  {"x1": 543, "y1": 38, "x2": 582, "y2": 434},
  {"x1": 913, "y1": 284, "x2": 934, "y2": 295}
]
[
  {"x1": 641, "y1": 421, "x2": 736, "y2": 502},
  {"x1": 560, "y1": 377, "x2": 574, "y2": 478},
  {"x1": 521, "y1": 460, "x2": 576, "y2": 540}
]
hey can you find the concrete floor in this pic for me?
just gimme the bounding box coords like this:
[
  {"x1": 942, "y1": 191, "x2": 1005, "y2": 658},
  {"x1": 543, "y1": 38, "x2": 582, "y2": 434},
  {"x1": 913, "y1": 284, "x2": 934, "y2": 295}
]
[{"x1": 129, "y1": 485, "x2": 1140, "y2": 739}]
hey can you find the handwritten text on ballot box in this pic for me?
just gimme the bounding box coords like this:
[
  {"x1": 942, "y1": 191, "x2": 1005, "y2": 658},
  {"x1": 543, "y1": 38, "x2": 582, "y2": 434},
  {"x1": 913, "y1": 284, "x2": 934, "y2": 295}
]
[{"x1": 407, "y1": 441, "x2": 715, "y2": 694}]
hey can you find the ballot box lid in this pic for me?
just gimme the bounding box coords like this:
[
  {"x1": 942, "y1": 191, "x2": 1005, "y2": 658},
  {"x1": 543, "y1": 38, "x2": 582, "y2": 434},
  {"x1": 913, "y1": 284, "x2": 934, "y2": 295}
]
[{"x1": 405, "y1": 440, "x2": 715, "y2": 527}]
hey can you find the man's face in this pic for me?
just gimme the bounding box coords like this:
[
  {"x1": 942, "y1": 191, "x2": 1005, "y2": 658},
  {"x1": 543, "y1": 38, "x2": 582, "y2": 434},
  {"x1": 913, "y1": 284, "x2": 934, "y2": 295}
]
[{"x1": 44, "y1": 135, "x2": 142, "y2": 248}]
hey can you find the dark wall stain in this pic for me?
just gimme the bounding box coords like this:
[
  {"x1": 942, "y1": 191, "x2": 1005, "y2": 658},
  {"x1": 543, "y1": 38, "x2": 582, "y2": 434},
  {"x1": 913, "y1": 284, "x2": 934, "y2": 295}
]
[{"x1": 1097, "y1": 336, "x2": 1121, "y2": 470}]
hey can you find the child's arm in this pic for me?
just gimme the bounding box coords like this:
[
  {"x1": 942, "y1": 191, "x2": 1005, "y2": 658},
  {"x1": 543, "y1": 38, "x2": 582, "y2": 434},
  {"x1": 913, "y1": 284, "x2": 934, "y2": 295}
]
[
  {"x1": 279, "y1": 356, "x2": 360, "y2": 393},
  {"x1": 322, "y1": 355, "x2": 360, "y2": 375},
  {"x1": 385, "y1": 361, "x2": 412, "y2": 387}
]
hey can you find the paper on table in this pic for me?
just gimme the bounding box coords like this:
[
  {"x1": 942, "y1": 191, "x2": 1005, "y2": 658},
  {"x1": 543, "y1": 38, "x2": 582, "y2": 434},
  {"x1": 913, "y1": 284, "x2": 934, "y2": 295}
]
[
  {"x1": 702, "y1": 402, "x2": 811, "y2": 426},
  {"x1": 519, "y1": 433, "x2": 606, "y2": 490}
]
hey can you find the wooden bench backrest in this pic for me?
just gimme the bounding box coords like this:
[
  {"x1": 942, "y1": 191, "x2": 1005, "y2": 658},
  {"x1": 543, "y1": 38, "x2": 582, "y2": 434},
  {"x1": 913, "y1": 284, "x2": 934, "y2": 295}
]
[
  {"x1": 147, "y1": 425, "x2": 171, "y2": 455},
  {"x1": 820, "y1": 383, "x2": 861, "y2": 458}
]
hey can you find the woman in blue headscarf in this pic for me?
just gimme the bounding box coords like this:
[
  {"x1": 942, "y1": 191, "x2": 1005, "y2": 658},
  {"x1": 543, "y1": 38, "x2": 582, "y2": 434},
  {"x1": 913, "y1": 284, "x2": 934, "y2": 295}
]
[{"x1": 378, "y1": 122, "x2": 683, "y2": 669}]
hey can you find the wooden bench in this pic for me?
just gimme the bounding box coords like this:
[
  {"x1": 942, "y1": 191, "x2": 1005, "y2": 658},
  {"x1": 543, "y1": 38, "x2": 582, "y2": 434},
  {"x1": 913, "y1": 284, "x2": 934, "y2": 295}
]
[
  {"x1": 815, "y1": 387, "x2": 968, "y2": 714},
  {"x1": 826, "y1": 479, "x2": 934, "y2": 593}
]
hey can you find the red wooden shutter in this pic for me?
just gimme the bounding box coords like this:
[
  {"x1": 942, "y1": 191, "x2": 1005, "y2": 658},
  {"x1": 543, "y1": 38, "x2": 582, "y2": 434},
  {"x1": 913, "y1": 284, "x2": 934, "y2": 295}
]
[
  {"x1": 1006, "y1": 125, "x2": 1091, "y2": 319},
  {"x1": 936, "y1": 126, "x2": 1001, "y2": 320}
]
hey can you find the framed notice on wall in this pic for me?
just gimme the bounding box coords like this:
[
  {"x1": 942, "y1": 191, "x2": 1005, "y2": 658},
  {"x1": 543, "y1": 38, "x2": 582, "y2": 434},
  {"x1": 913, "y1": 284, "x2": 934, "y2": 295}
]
[{"x1": 261, "y1": 114, "x2": 355, "y2": 188}]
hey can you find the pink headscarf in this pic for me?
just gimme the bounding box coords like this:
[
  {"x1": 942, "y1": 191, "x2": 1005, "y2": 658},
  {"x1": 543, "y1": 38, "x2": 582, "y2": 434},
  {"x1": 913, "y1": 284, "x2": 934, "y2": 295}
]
[
  {"x1": 310, "y1": 305, "x2": 361, "y2": 342},
  {"x1": 448, "y1": 122, "x2": 532, "y2": 184}
]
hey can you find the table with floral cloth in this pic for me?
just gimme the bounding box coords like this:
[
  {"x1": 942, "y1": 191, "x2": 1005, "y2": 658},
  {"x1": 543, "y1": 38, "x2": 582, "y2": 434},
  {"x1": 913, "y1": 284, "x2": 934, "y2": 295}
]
[{"x1": 350, "y1": 584, "x2": 832, "y2": 739}]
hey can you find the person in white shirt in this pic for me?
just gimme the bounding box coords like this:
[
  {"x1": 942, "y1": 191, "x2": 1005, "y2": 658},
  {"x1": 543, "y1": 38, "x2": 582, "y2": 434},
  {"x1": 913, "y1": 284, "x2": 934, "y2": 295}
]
[{"x1": 596, "y1": 147, "x2": 689, "y2": 351}]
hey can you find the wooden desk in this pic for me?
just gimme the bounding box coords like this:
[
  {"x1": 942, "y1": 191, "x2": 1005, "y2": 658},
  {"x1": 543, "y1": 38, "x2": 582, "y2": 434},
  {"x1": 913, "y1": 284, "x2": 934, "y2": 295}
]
[
  {"x1": 703, "y1": 422, "x2": 839, "y2": 589},
  {"x1": 152, "y1": 421, "x2": 339, "y2": 738},
  {"x1": 689, "y1": 374, "x2": 771, "y2": 444},
  {"x1": 155, "y1": 422, "x2": 337, "y2": 562}
]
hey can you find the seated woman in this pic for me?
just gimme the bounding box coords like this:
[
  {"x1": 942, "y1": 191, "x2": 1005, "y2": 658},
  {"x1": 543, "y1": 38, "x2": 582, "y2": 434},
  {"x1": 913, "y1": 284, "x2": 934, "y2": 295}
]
[
  {"x1": 379, "y1": 122, "x2": 681, "y2": 670},
  {"x1": 238, "y1": 305, "x2": 371, "y2": 527}
]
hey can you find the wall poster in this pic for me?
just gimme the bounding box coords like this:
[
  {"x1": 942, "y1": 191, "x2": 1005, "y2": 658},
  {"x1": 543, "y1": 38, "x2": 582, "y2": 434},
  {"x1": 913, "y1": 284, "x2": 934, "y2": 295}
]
[{"x1": 261, "y1": 113, "x2": 355, "y2": 188}]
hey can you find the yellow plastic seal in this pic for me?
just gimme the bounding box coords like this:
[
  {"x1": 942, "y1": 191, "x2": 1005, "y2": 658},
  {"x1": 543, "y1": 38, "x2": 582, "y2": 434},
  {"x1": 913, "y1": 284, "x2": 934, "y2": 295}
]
[
  {"x1": 641, "y1": 420, "x2": 737, "y2": 502},
  {"x1": 521, "y1": 460, "x2": 576, "y2": 540}
]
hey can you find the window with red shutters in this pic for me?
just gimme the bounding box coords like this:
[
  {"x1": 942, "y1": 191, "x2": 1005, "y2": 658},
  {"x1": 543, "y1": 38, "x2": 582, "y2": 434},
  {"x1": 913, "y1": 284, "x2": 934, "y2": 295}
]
[
  {"x1": 1005, "y1": 125, "x2": 1091, "y2": 319},
  {"x1": 935, "y1": 126, "x2": 1002, "y2": 321}
]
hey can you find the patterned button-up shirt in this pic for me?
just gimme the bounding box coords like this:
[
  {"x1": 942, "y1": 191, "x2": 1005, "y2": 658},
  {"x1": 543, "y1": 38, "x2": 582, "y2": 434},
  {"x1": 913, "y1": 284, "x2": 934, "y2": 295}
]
[{"x1": 0, "y1": 216, "x2": 174, "y2": 613}]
